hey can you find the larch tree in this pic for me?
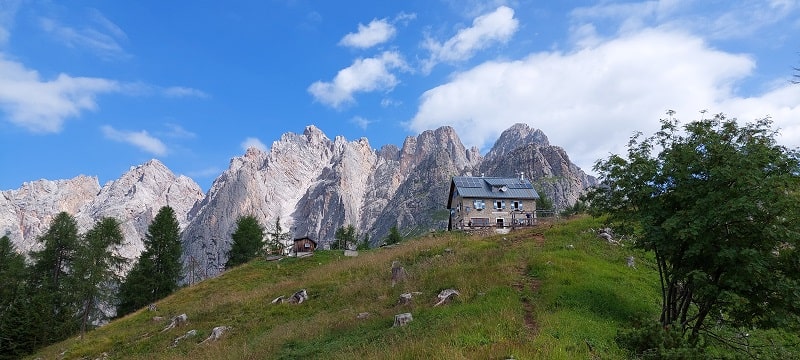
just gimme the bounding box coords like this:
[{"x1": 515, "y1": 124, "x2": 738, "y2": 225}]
[
  {"x1": 72, "y1": 217, "x2": 127, "y2": 337},
  {"x1": 117, "y1": 206, "x2": 182, "y2": 317},
  {"x1": 225, "y1": 215, "x2": 265, "y2": 268},
  {"x1": 27, "y1": 211, "x2": 81, "y2": 343},
  {"x1": 586, "y1": 114, "x2": 800, "y2": 352}
]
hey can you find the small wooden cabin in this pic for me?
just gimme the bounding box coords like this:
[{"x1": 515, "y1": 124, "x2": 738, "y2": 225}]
[
  {"x1": 447, "y1": 175, "x2": 540, "y2": 231},
  {"x1": 292, "y1": 237, "x2": 317, "y2": 253}
]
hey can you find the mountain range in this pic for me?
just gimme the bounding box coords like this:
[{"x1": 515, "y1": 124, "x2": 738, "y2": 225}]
[{"x1": 1, "y1": 123, "x2": 596, "y2": 280}]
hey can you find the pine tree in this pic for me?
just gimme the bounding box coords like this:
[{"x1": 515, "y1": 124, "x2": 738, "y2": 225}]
[
  {"x1": 266, "y1": 217, "x2": 291, "y2": 255},
  {"x1": 385, "y1": 226, "x2": 402, "y2": 245},
  {"x1": 117, "y1": 206, "x2": 182, "y2": 316},
  {"x1": 0, "y1": 235, "x2": 31, "y2": 359},
  {"x1": 27, "y1": 211, "x2": 81, "y2": 344},
  {"x1": 72, "y1": 218, "x2": 127, "y2": 337},
  {"x1": 225, "y1": 215, "x2": 265, "y2": 268},
  {"x1": 333, "y1": 225, "x2": 357, "y2": 250}
]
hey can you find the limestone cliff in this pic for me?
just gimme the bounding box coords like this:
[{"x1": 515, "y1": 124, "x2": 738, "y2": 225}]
[{"x1": 2, "y1": 124, "x2": 595, "y2": 282}]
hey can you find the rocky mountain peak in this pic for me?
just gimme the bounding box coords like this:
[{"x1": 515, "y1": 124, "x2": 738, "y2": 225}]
[{"x1": 486, "y1": 123, "x2": 550, "y2": 159}]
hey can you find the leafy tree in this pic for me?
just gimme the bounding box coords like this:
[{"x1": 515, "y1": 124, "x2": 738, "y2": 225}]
[
  {"x1": 266, "y1": 217, "x2": 291, "y2": 255},
  {"x1": 117, "y1": 206, "x2": 182, "y2": 316},
  {"x1": 226, "y1": 215, "x2": 265, "y2": 268},
  {"x1": 587, "y1": 114, "x2": 800, "y2": 350},
  {"x1": 384, "y1": 226, "x2": 402, "y2": 246},
  {"x1": 72, "y1": 218, "x2": 127, "y2": 337},
  {"x1": 333, "y1": 224, "x2": 357, "y2": 250},
  {"x1": 27, "y1": 212, "x2": 81, "y2": 343}
]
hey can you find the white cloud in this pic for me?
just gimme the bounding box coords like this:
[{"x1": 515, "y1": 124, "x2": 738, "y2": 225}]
[
  {"x1": 308, "y1": 51, "x2": 407, "y2": 108},
  {"x1": 162, "y1": 123, "x2": 196, "y2": 138},
  {"x1": 0, "y1": 54, "x2": 119, "y2": 132},
  {"x1": 570, "y1": 0, "x2": 800, "y2": 41},
  {"x1": 422, "y1": 6, "x2": 518, "y2": 72},
  {"x1": 241, "y1": 137, "x2": 267, "y2": 152},
  {"x1": 350, "y1": 116, "x2": 372, "y2": 130},
  {"x1": 163, "y1": 86, "x2": 209, "y2": 98},
  {"x1": 339, "y1": 18, "x2": 396, "y2": 49},
  {"x1": 39, "y1": 9, "x2": 129, "y2": 60},
  {"x1": 407, "y1": 29, "x2": 800, "y2": 175},
  {"x1": 101, "y1": 125, "x2": 167, "y2": 156},
  {"x1": 0, "y1": 0, "x2": 21, "y2": 46}
]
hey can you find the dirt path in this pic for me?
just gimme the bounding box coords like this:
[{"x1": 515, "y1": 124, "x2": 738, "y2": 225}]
[{"x1": 509, "y1": 230, "x2": 546, "y2": 335}]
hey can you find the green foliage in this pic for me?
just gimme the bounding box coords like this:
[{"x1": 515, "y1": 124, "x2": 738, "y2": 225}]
[
  {"x1": 384, "y1": 225, "x2": 402, "y2": 245},
  {"x1": 72, "y1": 217, "x2": 128, "y2": 337},
  {"x1": 226, "y1": 215, "x2": 265, "y2": 268},
  {"x1": 356, "y1": 233, "x2": 371, "y2": 250},
  {"x1": 587, "y1": 114, "x2": 800, "y2": 350},
  {"x1": 536, "y1": 188, "x2": 554, "y2": 211},
  {"x1": 27, "y1": 211, "x2": 81, "y2": 343},
  {"x1": 266, "y1": 217, "x2": 292, "y2": 255},
  {"x1": 332, "y1": 224, "x2": 357, "y2": 250},
  {"x1": 117, "y1": 206, "x2": 182, "y2": 317},
  {"x1": 0, "y1": 235, "x2": 31, "y2": 359}
]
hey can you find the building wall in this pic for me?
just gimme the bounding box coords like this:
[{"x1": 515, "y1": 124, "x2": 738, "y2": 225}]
[
  {"x1": 293, "y1": 238, "x2": 317, "y2": 253},
  {"x1": 451, "y1": 196, "x2": 537, "y2": 229}
]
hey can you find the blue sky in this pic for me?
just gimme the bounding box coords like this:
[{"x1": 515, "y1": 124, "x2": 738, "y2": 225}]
[{"x1": 1, "y1": 0, "x2": 799, "y2": 191}]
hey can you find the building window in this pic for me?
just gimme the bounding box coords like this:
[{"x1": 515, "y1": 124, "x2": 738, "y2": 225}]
[
  {"x1": 496, "y1": 218, "x2": 505, "y2": 227},
  {"x1": 473, "y1": 199, "x2": 485, "y2": 210},
  {"x1": 511, "y1": 201, "x2": 522, "y2": 210}
]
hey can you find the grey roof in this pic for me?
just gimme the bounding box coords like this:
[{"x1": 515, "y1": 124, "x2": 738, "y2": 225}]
[{"x1": 450, "y1": 176, "x2": 540, "y2": 201}]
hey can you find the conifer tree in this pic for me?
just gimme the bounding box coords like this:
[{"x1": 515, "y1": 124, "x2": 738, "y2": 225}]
[
  {"x1": 385, "y1": 226, "x2": 402, "y2": 245},
  {"x1": 0, "y1": 235, "x2": 31, "y2": 359},
  {"x1": 73, "y1": 218, "x2": 127, "y2": 337},
  {"x1": 117, "y1": 206, "x2": 182, "y2": 316},
  {"x1": 266, "y1": 217, "x2": 291, "y2": 255},
  {"x1": 225, "y1": 215, "x2": 265, "y2": 268},
  {"x1": 27, "y1": 211, "x2": 81, "y2": 343}
]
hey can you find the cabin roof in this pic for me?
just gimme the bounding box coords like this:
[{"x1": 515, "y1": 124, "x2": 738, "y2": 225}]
[{"x1": 448, "y1": 176, "x2": 540, "y2": 206}]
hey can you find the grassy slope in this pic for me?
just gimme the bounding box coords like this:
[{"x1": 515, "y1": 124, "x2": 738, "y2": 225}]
[{"x1": 31, "y1": 216, "x2": 660, "y2": 359}]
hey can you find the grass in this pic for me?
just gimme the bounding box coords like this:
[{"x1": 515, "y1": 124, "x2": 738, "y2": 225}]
[{"x1": 31, "y1": 216, "x2": 663, "y2": 359}]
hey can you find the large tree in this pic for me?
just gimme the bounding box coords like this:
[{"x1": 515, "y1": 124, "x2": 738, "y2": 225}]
[
  {"x1": 226, "y1": 215, "x2": 265, "y2": 268},
  {"x1": 117, "y1": 206, "x2": 182, "y2": 316},
  {"x1": 266, "y1": 217, "x2": 291, "y2": 255},
  {"x1": 72, "y1": 217, "x2": 127, "y2": 337},
  {"x1": 27, "y1": 212, "x2": 81, "y2": 343},
  {"x1": 333, "y1": 224, "x2": 357, "y2": 250},
  {"x1": 587, "y1": 114, "x2": 800, "y2": 348}
]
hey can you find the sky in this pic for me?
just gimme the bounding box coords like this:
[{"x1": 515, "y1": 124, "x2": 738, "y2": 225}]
[{"x1": 1, "y1": 0, "x2": 799, "y2": 192}]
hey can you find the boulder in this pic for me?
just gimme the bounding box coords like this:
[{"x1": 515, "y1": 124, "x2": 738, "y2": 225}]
[
  {"x1": 434, "y1": 289, "x2": 460, "y2": 307},
  {"x1": 393, "y1": 313, "x2": 413, "y2": 327},
  {"x1": 200, "y1": 326, "x2": 231, "y2": 344},
  {"x1": 161, "y1": 314, "x2": 188, "y2": 332},
  {"x1": 169, "y1": 329, "x2": 197, "y2": 348}
]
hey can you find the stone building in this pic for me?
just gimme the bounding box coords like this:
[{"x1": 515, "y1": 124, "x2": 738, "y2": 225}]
[{"x1": 447, "y1": 175, "x2": 540, "y2": 231}]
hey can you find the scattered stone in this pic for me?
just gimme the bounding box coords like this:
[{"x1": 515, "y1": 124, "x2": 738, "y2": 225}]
[
  {"x1": 357, "y1": 312, "x2": 370, "y2": 319},
  {"x1": 626, "y1": 256, "x2": 636, "y2": 268},
  {"x1": 265, "y1": 255, "x2": 282, "y2": 261},
  {"x1": 289, "y1": 289, "x2": 309, "y2": 304},
  {"x1": 169, "y1": 329, "x2": 197, "y2": 348},
  {"x1": 344, "y1": 250, "x2": 359, "y2": 257},
  {"x1": 200, "y1": 326, "x2": 231, "y2": 344},
  {"x1": 433, "y1": 289, "x2": 460, "y2": 307},
  {"x1": 152, "y1": 316, "x2": 164, "y2": 322},
  {"x1": 566, "y1": 244, "x2": 574, "y2": 249},
  {"x1": 391, "y1": 261, "x2": 407, "y2": 287},
  {"x1": 271, "y1": 296, "x2": 285, "y2": 304},
  {"x1": 147, "y1": 303, "x2": 158, "y2": 312},
  {"x1": 161, "y1": 314, "x2": 188, "y2": 332},
  {"x1": 398, "y1": 293, "x2": 413, "y2": 305},
  {"x1": 393, "y1": 313, "x2": 413, "y2": 327},
  {"x1": 598, "y1": 227, "x2": 619, "y2": 244},
  {"x1": 443, "y1": 248, "x2": 453, "y2": 254},
  {"x1": 94, "y1": 352, "x2": 109, "y2": 360}
]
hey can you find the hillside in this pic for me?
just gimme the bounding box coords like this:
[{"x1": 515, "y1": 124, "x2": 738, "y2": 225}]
[{"x1": 31, "y1": 217, "x2": 659, "y2": 359}]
